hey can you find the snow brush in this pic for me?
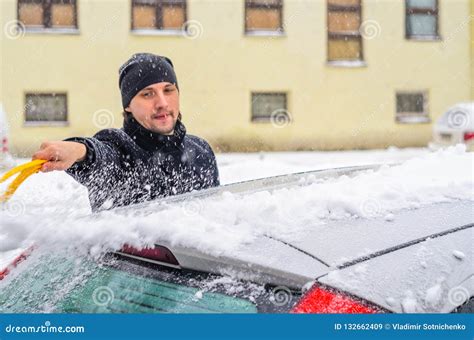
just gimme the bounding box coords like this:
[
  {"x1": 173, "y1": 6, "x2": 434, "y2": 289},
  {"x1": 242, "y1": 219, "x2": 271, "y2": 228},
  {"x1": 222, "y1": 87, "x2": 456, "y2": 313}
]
[{"x1": 0, "y1": 159, "x2": 47, "y2": 203}]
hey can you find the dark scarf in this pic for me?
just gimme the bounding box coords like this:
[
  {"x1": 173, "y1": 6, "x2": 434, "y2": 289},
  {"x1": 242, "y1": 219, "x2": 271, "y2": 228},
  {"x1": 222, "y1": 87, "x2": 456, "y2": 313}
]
[{"x1": 123, "y1": 115, "x2": 186, "y2": 153}]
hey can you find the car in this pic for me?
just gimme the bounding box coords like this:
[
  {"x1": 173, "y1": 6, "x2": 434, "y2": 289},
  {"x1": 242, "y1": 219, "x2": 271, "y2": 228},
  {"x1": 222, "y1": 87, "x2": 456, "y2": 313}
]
[
  {"x1": 0, "y1": 165, "x2": 472, "y2": 313},
  {"x1": 431, "y1": 102, "x2": 474, "y2": 151}
]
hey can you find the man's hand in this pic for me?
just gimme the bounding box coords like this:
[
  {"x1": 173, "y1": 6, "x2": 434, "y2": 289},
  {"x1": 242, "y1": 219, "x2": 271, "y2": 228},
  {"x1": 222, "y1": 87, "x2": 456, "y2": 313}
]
[{"x1": 32, "y1": 141, "x2": 87, "y2": 172}]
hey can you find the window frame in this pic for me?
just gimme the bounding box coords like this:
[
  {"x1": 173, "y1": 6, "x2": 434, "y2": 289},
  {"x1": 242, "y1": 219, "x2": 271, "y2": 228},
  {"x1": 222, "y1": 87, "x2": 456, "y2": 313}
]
[
  {"x1": 244, "y1": 0, "x2": 284, "y2": 36},
  {"x1": 405, "y1": 0, "x2": 440, "y2": 40},
  {"x1": 17, "y1": 0, "x2": 79, "y2": 33},
  {"x1": 250, "y1": 92, "x2": 288, "y2": 123},
  {"x1": 23, "y1": 92, "x2": 69, "y2": 127},
  {"x1": 395, "y1": 90, "x2": 430, "y2": 124},
  {"x1": 326, "y1": 0, "x2": 364, "y2": 65},
  {"x1": 130, "y1": 0, "x2": 188, "y2": 34}
]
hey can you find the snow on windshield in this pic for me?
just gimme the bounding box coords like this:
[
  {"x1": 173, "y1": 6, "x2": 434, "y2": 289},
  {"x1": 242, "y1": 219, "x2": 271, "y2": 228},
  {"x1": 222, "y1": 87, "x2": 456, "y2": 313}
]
[{"x1": 0, "y1": 145, "x2": 472, "y2": 260}]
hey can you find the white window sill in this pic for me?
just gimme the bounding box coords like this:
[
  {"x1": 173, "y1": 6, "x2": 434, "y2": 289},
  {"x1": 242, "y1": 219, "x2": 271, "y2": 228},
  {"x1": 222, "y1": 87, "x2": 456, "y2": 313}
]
[
  {"x1": 396, "y1": 115, "x2": 431, "y2": 124},
  {"x1": 326, "y1": 60, "x2": 367, "y2": 68},
  {"x1": 24, "y1": 28, "x2": 80, "y2": 35},
  {"x1": 24, "y1": 121, "x2": 69, "y2": 127},
  {"x1": 251, "y1": 117, "x2": 272, "y2": 123},
  {"x1": 245, "y1": 30, "x2": 286, "y2": 37},
  {"x1": 131, "y1": 29, "x2": 186, "y2": 37},
  {"x1": 406, "y1": 35, "x2": 442, "y2": 42}
]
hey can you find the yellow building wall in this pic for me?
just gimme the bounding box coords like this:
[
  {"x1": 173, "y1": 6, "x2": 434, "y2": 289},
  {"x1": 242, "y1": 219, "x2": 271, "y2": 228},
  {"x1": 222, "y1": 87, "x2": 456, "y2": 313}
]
[
  {"x1": 1, "y1": 0, "x2": 472, "y2": 155},
  {"x1": 471, "y1": 0, "x2": 474, "y2": 100}
]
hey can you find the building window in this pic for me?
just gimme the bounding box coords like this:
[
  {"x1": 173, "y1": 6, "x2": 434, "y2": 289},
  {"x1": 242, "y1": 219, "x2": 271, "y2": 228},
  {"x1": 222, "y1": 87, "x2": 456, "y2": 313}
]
[
  {"x1": 251, "y1": 93, "x2": 288, "y2": 122},
  {"x1": 406, "y1": 0, "x2": 439, "y2": 39},
  {"x1": 25, "y1": 93, "x2": 68, "y2": 125},
  {"x1": 131, "y1": 0, "x2": 187, "y2": 31},
  {"x1": 245, "y1": 0, "x2": 283, "y2": 34},
  {"x1": 396, "y1": 91, "x2": 430, "y2": 123},
  {"x1": 18, "y1": 0, "x2": 78, "y2": 30},
  {"x1": 327, "y1": 0, "x2": 363, "y2": 62}
]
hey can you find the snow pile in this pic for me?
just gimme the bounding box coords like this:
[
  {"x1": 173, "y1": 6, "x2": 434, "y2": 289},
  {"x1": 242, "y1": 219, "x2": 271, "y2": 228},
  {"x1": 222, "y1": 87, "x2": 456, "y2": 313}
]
[{"x1": 0, "y1": 145, "x2": 472, "y2": 260}]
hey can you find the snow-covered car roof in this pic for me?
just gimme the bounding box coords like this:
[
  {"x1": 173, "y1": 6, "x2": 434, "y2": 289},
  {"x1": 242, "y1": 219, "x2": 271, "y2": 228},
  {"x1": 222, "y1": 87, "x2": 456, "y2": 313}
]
[
  {"x1": 319, "y1": 219, "x2": 472, "y2": 313},
  {"x1": 132, "y1": 199, "x2": 472, "y2": 313}
]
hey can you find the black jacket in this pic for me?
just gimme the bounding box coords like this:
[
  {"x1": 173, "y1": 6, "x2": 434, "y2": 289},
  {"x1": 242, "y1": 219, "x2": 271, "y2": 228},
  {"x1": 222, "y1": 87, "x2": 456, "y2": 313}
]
[{"x1": 66, "y1": 118, "x2": 219, "y2": 212}]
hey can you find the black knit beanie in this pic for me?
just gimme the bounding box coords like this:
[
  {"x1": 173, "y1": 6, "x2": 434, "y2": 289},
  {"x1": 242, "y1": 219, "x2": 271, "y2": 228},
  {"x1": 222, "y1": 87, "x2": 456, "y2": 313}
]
[{"x1": 119, "y1": 53, "x2": 179, "y2": 109}]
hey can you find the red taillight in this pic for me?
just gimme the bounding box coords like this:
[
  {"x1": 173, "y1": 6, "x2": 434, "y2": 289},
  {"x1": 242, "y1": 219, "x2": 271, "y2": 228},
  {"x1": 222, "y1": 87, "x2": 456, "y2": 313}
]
[
  {"x1": 118, "y1": 244, "x2": 180, "y2": 267},
  {"x1": 291, "y1": 284, "x2": 382, "y2": 314},
  {"x1": 463, "y1": 132, "x2": 474, "y2": 142}
]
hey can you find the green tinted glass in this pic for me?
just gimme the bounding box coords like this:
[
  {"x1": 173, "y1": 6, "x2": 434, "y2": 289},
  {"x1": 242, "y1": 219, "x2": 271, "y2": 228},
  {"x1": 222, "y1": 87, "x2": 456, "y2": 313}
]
[
  {"x1": 0, "y1": 255, "x2": 257, "y2": 314},
  {"x1": 60, "y1": 266, "x2": 257, "y2": 313}
]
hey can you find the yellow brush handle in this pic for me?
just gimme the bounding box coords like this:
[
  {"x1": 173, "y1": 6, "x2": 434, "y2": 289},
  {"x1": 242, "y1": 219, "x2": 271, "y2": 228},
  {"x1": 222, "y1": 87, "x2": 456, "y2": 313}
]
[
  {"x1": 0, "y1": 159, "x2": 47, "y2": 184},
  {"x1": 0, "y1": 165, "x2": 43, "y2": 203}
]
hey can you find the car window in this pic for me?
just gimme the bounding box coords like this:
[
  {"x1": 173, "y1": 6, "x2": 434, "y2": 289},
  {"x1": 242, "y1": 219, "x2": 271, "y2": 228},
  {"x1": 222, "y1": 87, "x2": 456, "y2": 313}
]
[
  {"x1": 60, "y1": 261, "x2": 257, "y2": 313},
  {"x1": 0, "y1": 253, "x2": 261, "y2": 313}
]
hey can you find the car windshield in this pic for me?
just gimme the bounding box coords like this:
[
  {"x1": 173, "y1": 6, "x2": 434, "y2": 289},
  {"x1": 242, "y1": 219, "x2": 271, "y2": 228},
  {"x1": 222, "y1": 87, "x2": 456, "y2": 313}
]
[{"x1": 0, "y1": 252, "x2": 263, "y2": 313}]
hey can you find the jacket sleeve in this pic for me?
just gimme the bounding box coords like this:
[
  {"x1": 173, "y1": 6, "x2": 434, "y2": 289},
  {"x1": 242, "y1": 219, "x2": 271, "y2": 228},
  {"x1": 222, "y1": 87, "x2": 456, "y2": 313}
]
[{"x1": 64, "y1": 130, "x2": 124, "y2": 189}]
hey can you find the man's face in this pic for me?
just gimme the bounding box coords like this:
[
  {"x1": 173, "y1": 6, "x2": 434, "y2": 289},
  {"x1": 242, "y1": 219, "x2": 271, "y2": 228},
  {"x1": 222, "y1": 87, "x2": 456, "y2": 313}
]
[{"x1": 125, "y1": 82, "x2": 179, "y2": 135}]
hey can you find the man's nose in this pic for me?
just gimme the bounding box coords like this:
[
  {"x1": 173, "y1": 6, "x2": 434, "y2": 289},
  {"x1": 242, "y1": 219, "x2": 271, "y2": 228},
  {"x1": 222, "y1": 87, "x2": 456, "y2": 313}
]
[{"x1": 154, "y1": 90, "x2": 168, "y2": 109}]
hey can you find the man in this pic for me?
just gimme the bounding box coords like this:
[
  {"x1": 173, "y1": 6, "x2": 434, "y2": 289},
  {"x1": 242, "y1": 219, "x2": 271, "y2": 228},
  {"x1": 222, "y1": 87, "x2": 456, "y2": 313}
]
[{"x1": 33, "y1": 53, "x2": 220, "y2": 212}]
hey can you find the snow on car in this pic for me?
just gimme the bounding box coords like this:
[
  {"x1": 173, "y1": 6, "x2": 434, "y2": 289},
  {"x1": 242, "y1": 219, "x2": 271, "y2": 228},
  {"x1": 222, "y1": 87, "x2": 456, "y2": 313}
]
[
  {"x1": 0, "y1": 146, "x2": 472, "y2": 313},
  {"x1": 432, "y1": 102, "x2": 474, "y2": 151}
]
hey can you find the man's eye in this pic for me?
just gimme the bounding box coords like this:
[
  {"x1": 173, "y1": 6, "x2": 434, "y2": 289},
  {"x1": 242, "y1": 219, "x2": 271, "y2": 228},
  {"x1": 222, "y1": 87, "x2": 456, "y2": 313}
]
[
  {"x1": 143, "y1": 92, "x2": 153, "y2": 97},
  {"x1": 165, "y1": 88, "x2": 174, "y2": 93}
]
